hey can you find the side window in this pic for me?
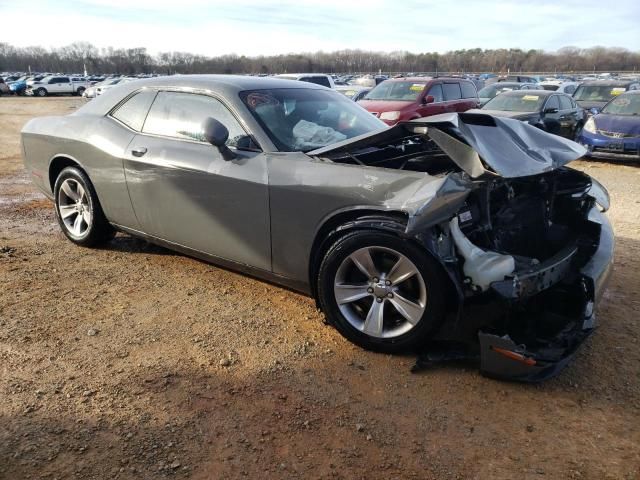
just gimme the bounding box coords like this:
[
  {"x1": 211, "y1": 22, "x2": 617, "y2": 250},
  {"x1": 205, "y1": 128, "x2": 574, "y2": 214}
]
[
  {"x1": 111, "y1": 90, "x2": 158, "y2": 131},
  {"x1": 59, "y1": 77, "x2": 70, "y2": 84},
  {"x1": 443, "y1": 83, "x2": 462, "y2": 101},
  {"x1": 427, "y1": 84, "x2": 443, "y2": 102},
  {"x1": 545, "y1": 96, "x2": 560, "y2": 111},
  {"x1": 460, "y1": 82, "x2": 477, "y2": 99},
  {"x1": 48, "y1": 77, "x2": 59, "y2": 84},
  {"x1": 559, "y1": 95, "x2": 573, "y2": 110},
  {"x1": 564, "y1": 84, "x2": 576, "y2": 95},
  {"x1": 143, "y1": 91, "x2": 247, "y2": 146}
]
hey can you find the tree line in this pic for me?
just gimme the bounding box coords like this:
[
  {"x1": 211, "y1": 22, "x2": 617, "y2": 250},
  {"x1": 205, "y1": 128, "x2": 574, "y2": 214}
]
[{"x1": 1, "y1": 42, "x2": 638, "y2": 75}]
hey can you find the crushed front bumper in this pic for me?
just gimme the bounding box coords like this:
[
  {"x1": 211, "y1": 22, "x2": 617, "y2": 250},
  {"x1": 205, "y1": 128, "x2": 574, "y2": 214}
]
[{"x1": 478, "y1": 207, "x2": 614, "y2": 382}]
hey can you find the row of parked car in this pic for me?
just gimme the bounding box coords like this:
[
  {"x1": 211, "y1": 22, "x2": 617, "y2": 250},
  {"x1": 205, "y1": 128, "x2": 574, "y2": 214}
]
[
  {"x1": 331, "y1": 75, "x2": 639, "y2": 162},
  {"x1": 3, "y1": 70, "x2": 639, "y2": 161},
  {"x1": 0, "y1": 73, "x2": 156, "y2": 98}
]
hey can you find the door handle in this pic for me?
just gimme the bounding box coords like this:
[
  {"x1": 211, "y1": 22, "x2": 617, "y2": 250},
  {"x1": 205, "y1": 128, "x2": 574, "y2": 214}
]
[{"x1": 131, "y1": 147, "x2": 147, "y2": 157}]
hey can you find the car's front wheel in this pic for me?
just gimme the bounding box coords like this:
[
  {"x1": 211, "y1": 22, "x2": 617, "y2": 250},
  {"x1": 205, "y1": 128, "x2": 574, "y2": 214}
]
[
  {"x1": 54, "y1": 166, "x2": 115, "y2": 247},
  {"x1": 35, "y1": 87, "x2": 47, "y2": 97},
  {"x1": 317, "y1": 230, "x2": 446, "y2": 353}
]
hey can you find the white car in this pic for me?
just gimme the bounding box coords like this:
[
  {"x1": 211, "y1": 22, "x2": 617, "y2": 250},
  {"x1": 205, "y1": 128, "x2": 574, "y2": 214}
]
[
  {"x1": 83, "y1": 77, "x2": 135, "y2": 98},
  {"x1": 28, "y1": 75, "x2": 90, "y2": 97},
  {"x1": 539, "y1": 81, "x2": 580, "y2": 95}
]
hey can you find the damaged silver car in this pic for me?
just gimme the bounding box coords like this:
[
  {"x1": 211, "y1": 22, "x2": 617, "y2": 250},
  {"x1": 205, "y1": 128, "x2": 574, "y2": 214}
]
[{"x1": 21, "y1": 76, "x2": 614, "y2": 381}]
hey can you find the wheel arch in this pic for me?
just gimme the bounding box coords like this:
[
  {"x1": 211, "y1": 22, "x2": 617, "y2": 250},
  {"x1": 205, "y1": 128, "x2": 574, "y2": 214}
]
[
  {"x1": 308, "y1": 208, "x2": 461, "y2": 311},
  {"x1": 48, "y1": 155, "x2": 86, "y2": 192}
]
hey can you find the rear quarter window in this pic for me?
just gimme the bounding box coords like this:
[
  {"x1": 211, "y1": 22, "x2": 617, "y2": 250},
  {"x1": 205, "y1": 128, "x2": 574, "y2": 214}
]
[
  {"x1": 111, "y1": 90, "x2": 158, "y2": 131},
  {"x1": 559, "y1": 95, "x2": 573, "y2": 110},
  {"x1": 461, "y1": 82, "x2": 477, "y2": 99},
  {"x1": 443, "y1": 83, "x2": 462, "y2": 101}
]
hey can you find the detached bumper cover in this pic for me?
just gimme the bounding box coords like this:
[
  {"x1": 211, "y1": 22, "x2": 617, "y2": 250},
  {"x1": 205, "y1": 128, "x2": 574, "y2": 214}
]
[{"x1": 478, "y1": 208, "x2": 614, "y2": 382}]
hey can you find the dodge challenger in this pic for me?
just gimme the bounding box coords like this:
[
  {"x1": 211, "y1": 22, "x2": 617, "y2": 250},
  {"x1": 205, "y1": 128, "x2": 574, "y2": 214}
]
[{"x1": 21, "y1": 75, "x2": 614, "y2": 381}]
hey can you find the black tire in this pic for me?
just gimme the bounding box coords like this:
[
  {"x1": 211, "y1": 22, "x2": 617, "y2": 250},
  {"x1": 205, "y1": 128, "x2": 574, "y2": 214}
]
[
  {"x1": 35, "y1": 87, "x2": 47, "y2": 97},
  {"x1": 53, "y1": 166, "x2": 115, "y2": 247},
  {"x1": 76, "y1": 87, "x2": 85, "y2": 96},
  {"x1": 317, "y1": 230, "x2": 446, "y2": 353}
]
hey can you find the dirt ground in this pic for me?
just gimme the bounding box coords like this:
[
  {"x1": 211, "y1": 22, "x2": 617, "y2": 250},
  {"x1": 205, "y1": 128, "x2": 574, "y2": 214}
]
[{"x1": 0, "y1": 97, "x2": 639, "y2": 480}]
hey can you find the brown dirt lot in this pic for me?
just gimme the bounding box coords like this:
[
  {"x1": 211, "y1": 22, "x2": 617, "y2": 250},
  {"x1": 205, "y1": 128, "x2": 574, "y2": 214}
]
[{"x1": 1, "y1": 97, "x2": 639, "y2": 480}]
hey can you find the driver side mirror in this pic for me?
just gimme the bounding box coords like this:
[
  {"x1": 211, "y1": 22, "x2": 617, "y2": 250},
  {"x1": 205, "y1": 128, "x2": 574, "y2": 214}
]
[
  {"x1": 423, "y1": 95, "x2": 435, "y2": 105},
  {"x1": 203, "y1": 117, "x2": 236, "y2": 161},
  {"x1": 589, "y1": 107, "x2": 600, "y2": 115}
]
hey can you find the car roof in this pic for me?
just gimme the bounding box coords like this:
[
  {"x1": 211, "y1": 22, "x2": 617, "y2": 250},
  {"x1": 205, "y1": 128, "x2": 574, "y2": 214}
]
[
  {"x1": 486, "y1": 82, "x2": 526, "y2": 88},
  {"x1": 579, "y1": 80, "x2": 637, "y2": 86},
  {"x1": 75, "y1": 74, "x2": 328, "y2": 116},
  {"x1": 276, "y1": 73, "x2": 330, "y2": 78},
  {"x1": 499, "y1": 89, "x2": 555, "y2": 97}
]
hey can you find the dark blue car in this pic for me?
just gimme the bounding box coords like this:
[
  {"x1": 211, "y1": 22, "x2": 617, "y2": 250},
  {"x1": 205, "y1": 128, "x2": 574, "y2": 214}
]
[{"x1": 577, "y1": 90, "x2": 640, "y2": 161}]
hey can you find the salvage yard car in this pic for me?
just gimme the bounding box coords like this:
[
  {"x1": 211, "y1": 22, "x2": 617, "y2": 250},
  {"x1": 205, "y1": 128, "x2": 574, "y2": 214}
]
[
  {"x1": 470, "y1": 90, "x2": 585, "y2": 139},
  {"x1": 21, "y1": 75, "x2": 614, "y2": 381},
  {"x1": 576, "y1": 90, "x2": 640, "y2": 161},
  {"x1": 358, "y1": 77, "x2": 478, "y2": 126},
  {"x1": 477, "y1": 82, "x2": 541, "y2": 107},
  {"x1": 573, "y1": 79, "x2": 640, "y2": 114},
  {"x1": 27, "y1": 75, "x2": 90, "y2": 97}
]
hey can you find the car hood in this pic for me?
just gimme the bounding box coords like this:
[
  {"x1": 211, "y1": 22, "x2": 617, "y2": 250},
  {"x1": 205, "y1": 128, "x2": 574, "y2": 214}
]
[
  {"x1": 357, "y1": 99, "x2": 414, "y2": 113},
  {"x1": 593, "y1": 113, "x2": 640, "y2": 135},
  {"x1": 309, "y1": 112, "x2": 586, "y2": 179}
]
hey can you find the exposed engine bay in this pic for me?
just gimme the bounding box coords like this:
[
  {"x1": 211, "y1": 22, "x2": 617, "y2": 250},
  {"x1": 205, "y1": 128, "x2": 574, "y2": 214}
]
[{"x1": 427, "y1": 169, "x2": 608, "y2": 381}]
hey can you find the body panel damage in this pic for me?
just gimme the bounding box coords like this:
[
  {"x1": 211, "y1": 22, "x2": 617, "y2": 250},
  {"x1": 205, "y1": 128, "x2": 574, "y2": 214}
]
[{"x1": 314, "y1": 113, "x2": 613, "y2": 382}]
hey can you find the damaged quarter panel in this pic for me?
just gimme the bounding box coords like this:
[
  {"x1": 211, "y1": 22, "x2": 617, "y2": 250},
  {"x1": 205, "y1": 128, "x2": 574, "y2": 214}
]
[{"x1": 268, "y1": 152, "x2": 452, "y2": 283}]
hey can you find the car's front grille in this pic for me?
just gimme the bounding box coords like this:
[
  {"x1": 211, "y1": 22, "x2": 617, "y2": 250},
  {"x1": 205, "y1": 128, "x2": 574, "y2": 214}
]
[{"x1": 597, "y1": 130, "x2": 640, "y2": 139}]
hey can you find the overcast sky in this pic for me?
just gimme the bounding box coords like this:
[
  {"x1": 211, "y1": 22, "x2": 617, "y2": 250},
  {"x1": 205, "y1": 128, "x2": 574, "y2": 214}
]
[{"x1": 2, "y1": 0, "x2": 638, "y2": 56}]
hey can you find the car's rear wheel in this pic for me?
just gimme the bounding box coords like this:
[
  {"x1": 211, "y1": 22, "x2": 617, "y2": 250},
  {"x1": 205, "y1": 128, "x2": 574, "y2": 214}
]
[
  {"x1": 76, "y1": 87, "x2": 85, "y2": 96},
  {"x1": 54, "y1": 167, "x2": 115, "y2": 247},
  {"x1": 35, "y1": 87, "x2": 47, "y2": 97},
  {"x1": 317, "y1": 230, "x2": 446, "y2": 353}
]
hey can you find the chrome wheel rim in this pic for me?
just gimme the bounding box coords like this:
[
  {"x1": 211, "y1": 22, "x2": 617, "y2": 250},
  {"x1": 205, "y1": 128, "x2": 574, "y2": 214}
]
[
  {"x1": 334, "y1": 246, "x2": 427, "y2": 339},
  {"x1": 58, "y1": 178, "x2": 91, "y2": 237}
]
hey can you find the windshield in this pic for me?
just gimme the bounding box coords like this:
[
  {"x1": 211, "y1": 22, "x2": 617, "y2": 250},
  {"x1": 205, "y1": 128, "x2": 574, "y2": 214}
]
[
  {"x1": 574, "y1": 85, "x2": 626, "y2": 102},
  {"x1": 240, "y1": 88, "x2": 386, "y2": 152},
  {"x1": 477, "y1": 84, "x2": 520, "y2": 99},
  {"x1": 483, "y1": 93, "x2": 545, "y2": 112},
  {"x1": 601, "y1": 94, "x2": 640, "y2": 116},
  {"x1": 364, "y1": 81, "x2": 426, "y2": 101}
]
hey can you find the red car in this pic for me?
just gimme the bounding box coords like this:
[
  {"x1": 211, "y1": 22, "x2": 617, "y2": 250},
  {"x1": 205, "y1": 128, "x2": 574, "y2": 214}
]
[{"x1": 358, "y1": 77, "x2": 479, "y2": 126}]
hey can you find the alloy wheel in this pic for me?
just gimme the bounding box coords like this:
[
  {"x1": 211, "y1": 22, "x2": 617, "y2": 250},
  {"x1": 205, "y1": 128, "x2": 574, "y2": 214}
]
[
  {"x1": 333, "y1": 246, "x2": 427, "y2": 339},
  {"x1": 57, "y1": 178, "x2": 92, "y2": 237}
]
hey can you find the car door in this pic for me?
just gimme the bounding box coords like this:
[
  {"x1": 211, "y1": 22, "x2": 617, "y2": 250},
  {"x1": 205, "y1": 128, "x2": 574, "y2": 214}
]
[
  {"x1": 442, "y1": 82, "x2": 463, "y2": 112},
  {"x1": 123, "y1": 90, "x2": 271, "y2": 271},
  {"x1": 557, "y1": 95, "x2": 579, "y2": 138},
  {"x1": 419, "y1": 83, "x2": 446, "y2": 116},
  {"x1": 541, "y1": 95, "x2": 563, "y2": 135},
  {"x1": 50, "y1": 76, "x2": 71, "y2": 94}
]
